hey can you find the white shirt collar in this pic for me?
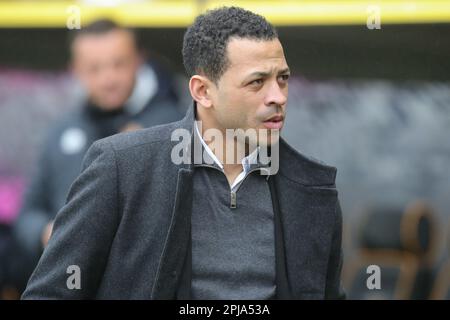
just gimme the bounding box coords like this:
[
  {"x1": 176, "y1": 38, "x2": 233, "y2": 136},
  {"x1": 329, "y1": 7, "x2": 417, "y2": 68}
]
[{"x1": 194, "y1": 121, "x2": 260, "y2": 190}]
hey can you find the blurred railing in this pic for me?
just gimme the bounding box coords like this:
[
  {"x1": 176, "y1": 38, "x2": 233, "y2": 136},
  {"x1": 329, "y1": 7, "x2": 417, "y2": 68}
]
[{"x1": 0, "y1": 0, "x2": 449, "y2": 28}]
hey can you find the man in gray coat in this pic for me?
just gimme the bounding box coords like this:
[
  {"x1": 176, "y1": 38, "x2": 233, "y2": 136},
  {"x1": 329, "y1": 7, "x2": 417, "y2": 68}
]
[{"x1": 22, "y1": 7, "x2": 344, "y2": 300}]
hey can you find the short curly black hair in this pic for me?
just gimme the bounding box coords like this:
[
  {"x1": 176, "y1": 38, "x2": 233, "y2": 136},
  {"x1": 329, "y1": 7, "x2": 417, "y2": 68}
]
[{"x1": 182, "y1": 7, "x2": 278, "y2": 83}]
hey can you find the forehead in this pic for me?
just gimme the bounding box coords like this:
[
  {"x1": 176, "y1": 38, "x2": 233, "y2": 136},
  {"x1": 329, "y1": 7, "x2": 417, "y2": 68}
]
[
  {"x1": 72, "y1": 29, "x2": 136, "y2": 58},
  {"x1": 225, "y1": 37, "x2": 287, "y2": 72}
]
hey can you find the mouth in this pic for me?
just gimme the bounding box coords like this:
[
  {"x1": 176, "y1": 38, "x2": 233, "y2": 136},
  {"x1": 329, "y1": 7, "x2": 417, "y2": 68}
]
[{"x1": 262, "y1": 114, "x2": 284, "y2": 130}]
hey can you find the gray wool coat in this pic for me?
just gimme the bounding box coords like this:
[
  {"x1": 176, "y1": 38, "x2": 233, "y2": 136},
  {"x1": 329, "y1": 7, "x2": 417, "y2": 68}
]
[{"x1": 22, "y1": 103, "x2": 345, "y2": 300}]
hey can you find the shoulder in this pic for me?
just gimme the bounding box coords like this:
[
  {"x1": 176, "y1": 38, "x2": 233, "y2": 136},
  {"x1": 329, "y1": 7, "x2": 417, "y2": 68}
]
[
  {"x1": 47, "y1": 108, "x2": 87, "y2": 133},
  {"x1": 278, "y1": 138, "x2": 337, "y2": 187},
  {"x1": 92, "y1": 118, "x2": 185, "y2": 156},
  {"x1": 81, "y1": 120, "x2": 185, "y2": 189},
  {"x1": 37, "y1": 109, "x2": 88, "y2": 155}
]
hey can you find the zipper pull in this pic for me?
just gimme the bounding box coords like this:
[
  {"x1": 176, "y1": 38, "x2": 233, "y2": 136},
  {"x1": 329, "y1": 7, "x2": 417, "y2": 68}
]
[{"x1": 230, "y1": 191, "x2": 237, "y2": 209}]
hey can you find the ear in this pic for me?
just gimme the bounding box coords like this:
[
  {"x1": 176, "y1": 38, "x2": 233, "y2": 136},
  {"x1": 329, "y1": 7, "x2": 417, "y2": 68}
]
[{"x1": 189, "y1": 75, "x2": 214, "y2": 108}]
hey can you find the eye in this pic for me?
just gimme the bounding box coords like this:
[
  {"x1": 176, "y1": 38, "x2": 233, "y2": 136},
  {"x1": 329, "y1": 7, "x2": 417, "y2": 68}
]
[
  {"x1": 278, "y1": 74, "x2": 290, "y2": 82},
  {"x1": 249, "y1": 78, "x2": 264, "y2": 86}
]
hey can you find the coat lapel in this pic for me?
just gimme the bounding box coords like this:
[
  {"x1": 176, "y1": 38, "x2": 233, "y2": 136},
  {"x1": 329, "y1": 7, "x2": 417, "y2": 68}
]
[
  {"x1": 151, "y1": 168, "x2": 193, "y2": 299},
  {"x1": 273, "y1": 139, "x2": 339, "y2": 298},
  {"x1": 151, "y1": 104, "x2": 196, "y2": 299}
]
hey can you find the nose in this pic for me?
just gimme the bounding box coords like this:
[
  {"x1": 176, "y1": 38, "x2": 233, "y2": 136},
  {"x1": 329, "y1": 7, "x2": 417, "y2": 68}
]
[
  {"x1": 264, "y1": 79, "x2": 287, "y2": 107},
  {"x1": 98, "y1": 66, "x2": 116, "y2": 85}
]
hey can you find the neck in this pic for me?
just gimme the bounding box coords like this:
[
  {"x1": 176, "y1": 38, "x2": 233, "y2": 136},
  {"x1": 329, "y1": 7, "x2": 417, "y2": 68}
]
[{"x1": 196, "y1": 105, "x2": 255, "y2": 181}]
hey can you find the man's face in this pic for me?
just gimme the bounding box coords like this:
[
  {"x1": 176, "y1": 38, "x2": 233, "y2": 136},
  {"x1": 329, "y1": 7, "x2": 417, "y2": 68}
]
[
  {"x1": 71, "y1": 29, "x2": 141, "y2": 111},
  {"x1": 208, "y1": 37, "x2": 289, "y2": 146}
]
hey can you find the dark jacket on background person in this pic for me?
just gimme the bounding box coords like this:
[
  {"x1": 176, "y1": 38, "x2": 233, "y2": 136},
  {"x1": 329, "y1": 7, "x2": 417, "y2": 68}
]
[
  {"x1": 22, "y1": 103, "x2": 345, "y2": 300},
  {"x1": 13, "y1": 62, "x2": 183, "y2": 285}
]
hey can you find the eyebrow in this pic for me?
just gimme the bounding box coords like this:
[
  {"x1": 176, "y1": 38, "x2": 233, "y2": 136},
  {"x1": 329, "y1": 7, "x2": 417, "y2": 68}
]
[{"x1": 243, "y1": 68, "x2": 291, "y2": 82}]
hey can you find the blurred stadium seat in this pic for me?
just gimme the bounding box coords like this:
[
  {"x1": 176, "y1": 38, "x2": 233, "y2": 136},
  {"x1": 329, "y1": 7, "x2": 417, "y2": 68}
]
[
  {"x1": 429, "y1": 220, "x2": 450, "y2": 299},
  {"x1": 343, "y1": 201, "x2": 439, "y2": 299}
]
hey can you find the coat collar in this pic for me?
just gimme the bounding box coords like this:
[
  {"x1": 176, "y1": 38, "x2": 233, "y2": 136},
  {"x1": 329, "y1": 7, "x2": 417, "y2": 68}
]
[{"x1": 178, "y1": 101, "x2": 196, "y2": 133}]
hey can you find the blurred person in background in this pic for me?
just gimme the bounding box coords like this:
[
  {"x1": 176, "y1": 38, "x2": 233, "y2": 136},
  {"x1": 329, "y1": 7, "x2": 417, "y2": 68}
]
[{"x1": 11, "y1": 18, "x2": 183, "y2": 293}]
